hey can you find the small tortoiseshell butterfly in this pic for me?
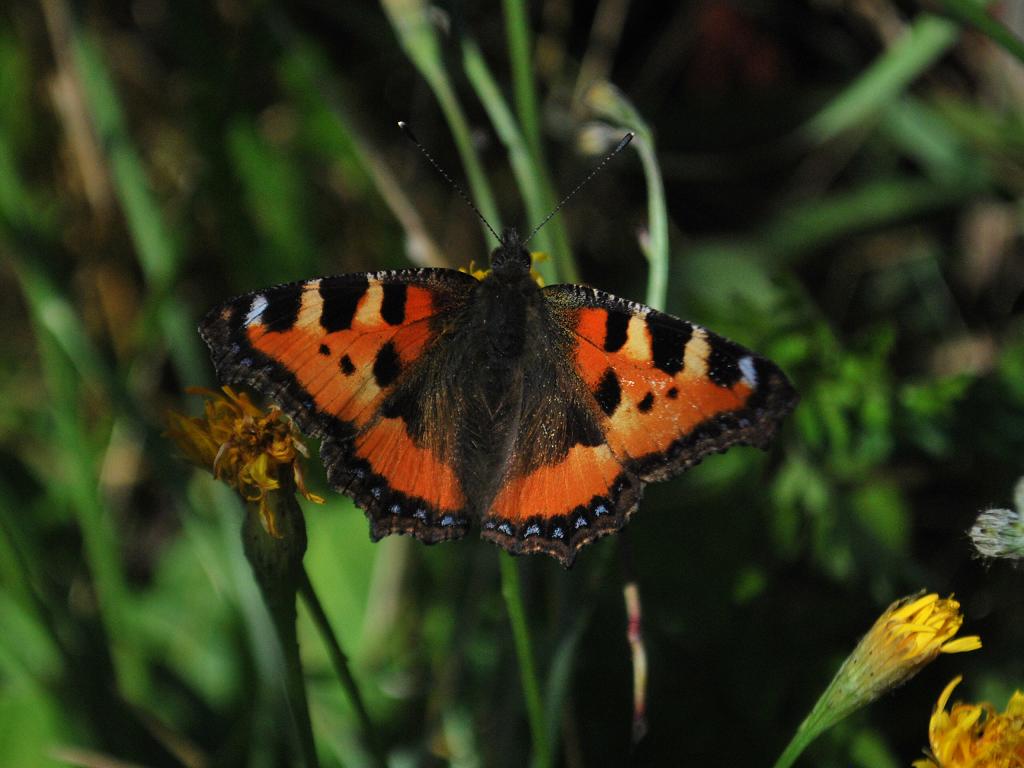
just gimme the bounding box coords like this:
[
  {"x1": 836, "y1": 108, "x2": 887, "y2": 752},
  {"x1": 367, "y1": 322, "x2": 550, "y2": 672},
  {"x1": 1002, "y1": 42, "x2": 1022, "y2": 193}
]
[{"x1": 200, "y1": 134, "x2": 797, "y2": 567}]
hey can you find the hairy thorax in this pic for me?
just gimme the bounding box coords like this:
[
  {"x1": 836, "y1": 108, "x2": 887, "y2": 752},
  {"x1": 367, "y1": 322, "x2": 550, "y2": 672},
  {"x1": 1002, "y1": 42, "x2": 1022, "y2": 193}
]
[{"x1": 454, "y1": 268, "x2": 545, "y2": 508}]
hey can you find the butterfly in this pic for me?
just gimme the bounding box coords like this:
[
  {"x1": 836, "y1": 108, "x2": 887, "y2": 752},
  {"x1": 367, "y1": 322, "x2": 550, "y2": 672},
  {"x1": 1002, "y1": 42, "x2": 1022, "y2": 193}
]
[{"x1": 199, "y1": 222, "x2": 798, "y2": 567}]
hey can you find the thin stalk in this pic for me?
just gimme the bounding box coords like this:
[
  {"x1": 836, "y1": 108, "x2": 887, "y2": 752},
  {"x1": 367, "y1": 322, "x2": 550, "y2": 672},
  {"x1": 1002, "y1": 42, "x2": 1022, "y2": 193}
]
[
  {"x1": 618, "y1": 533, "x2": 648, "y2": 744},
  {"x1": 503, "y1": 0, "x2": 543, "y2": 163},
  {"x1": 279, "y1": 616, "x2": 319, "y2": 768},
  {"x1": 492, "y1": 2, "x2": 577, "y2": 282},
  {"x1": 434, "y1": 80, "x2": 504, "y2": 242},
  {"x1": 461, "y1": 38, "x2": 577, "y2": 285},
  {"x1": 241, "y1": 491, "x2": 318, "y2": 768},
  {"x1": 771, "y1": 706, "x2": 830, "y2": 768},
  {"x1": 934, "y1": 0, "x2": 1024, "y2": 65},
  {"x1": 772, "y1": 733, "x2": 811, "y2": 768},
  {"x1": 499, "y1": 554, "x2": 550, "y2": 768},
  {"x1": 298, "y1": 567, "x2": 386, "y2": 768},
  {"x1": 634, "y1": 134, "x2": 668, "y2": 311},
  {"x1": 583, "y1": 84, "x2": 668, "y2": 309}
]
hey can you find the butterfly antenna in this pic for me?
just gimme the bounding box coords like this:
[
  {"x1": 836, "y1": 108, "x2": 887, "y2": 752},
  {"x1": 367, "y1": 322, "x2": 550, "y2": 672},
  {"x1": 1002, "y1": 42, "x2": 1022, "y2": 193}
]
[
  {"x1": 398, "y1": 121, "x2": 502, "y2": 245},
  {"x1": 522, "y1": 131, "x2": 635, "y2": 246}
]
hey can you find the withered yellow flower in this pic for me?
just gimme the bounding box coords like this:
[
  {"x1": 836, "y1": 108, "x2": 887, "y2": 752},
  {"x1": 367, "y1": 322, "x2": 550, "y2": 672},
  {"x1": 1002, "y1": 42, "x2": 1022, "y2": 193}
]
[
  {"x1": 166, "y1": 386, "x2": 323, "y2": 536},
  {"x1": 913, "y1": 676, "x2": 1024, "y2": 768}
]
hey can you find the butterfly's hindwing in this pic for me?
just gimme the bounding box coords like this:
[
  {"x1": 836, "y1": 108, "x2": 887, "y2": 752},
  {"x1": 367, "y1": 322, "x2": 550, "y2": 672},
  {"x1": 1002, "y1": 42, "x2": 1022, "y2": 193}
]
[{"x1": 475, "y1": 290, "x2": 643, "y2": 566}]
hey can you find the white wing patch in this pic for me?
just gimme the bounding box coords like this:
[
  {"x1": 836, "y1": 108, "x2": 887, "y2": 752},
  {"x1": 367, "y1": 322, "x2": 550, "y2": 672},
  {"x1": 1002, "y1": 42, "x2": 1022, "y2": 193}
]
[
  {"x1": 739, "y1": 355, "x2": 758, "y2": 388},
  {"x1": 245, "y1": 295, "x2": 268, "y2": 327}
]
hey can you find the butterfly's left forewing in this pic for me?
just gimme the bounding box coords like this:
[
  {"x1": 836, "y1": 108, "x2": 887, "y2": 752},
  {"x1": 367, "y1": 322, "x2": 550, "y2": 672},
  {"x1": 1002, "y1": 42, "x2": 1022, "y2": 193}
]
[{"x1": 199, "y1": 268, "x2": 480, "y2": 543}]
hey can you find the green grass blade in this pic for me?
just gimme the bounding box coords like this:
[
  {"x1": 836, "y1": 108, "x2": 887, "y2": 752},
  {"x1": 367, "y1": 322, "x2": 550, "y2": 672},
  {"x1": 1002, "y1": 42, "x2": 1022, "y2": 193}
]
[
  {"x1": 462, "y1": 39, "x2": 574, "y2": 284},
  {"x1": 71, "y1": 35, "x2": 176, "y2": 290},
  {"x1": 761, "y1": 176, "x2": 988, "y2": 262},
  {"x1": 275, "y1": 34, "x2": 447, "y2": 267},
  {"x1": 879, "y1": 98, "x2": 973, "y2": 185},
  {"x1": 24, "y1": 303, "x2": 141, "y2": 695},
  {"x1": 381, "y1": 0, "x2": 503, "y2": 246},
  {"x1": 10, "y1": 254, "x2": 117, "y2": 396},
  {"x1": 70, "y1": 32, "x2": 205, "y2": 383},
  {"x1": 499, "y1": 555, "x2": 550, "y2": 768},
  {"x1": 800, "y1": 15, "x2": 960, "y2": 143},
  {"x1": 635, "y1": 135, "x2": 669, "y2": 311},
  {"x1": 298, "y1": 568, "x2": 386, "y2": 768},
  {"x1": 494, "y1": 1, "x2": 578, "y2": 282},
  {"x1": 503, "y1": 0, "x2": 543, "y2": 164},
  {"x1": 584, "y1": 83, "x2": 669, "y2": 310},
  {"x1": 934, "y1": 0, "x2": 1024, "y2": 65}
]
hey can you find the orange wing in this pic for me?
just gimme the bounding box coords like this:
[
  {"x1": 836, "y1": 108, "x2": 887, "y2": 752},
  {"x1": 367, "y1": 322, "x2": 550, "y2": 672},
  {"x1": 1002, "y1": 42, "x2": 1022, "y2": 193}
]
[
  {"x1": 481, "y1": 285, "x2": 797, "y2": 567},
  {"x1": 547, "y1": 285, "x2": 798, "y2": 480},
  {"x1": 200, "y1": 269, "x2": 479, "y2": 543}
]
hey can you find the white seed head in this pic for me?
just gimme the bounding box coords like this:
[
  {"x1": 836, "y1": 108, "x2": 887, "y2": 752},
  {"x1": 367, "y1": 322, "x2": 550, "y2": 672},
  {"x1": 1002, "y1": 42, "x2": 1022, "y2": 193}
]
[{"x1": 970, "y1": 503, "x2": 1024, "y2": 561}]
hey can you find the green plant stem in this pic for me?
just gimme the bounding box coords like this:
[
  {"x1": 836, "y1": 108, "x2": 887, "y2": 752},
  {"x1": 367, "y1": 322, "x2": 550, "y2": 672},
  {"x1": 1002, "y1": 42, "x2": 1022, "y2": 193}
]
[
  {"x1": 461, "y1": 38, "x2": 576, "y2": 285},
  {"x1": 934, "y1": 0, "x2": 1024, "y2": 65},
  {"x1": 482, "y1": 5, "x2": 578, "y2": 283},
  {"x1": 772, "y1": 652, "x2": 867, "y2": 768},
  {"x1": 542, "y1": 540, "x2": 616, "y2": 741},
  {"x1": 241, "y1": 491, "x2": 318, "y2": 768},
  {"x1": 634, "y1": 134, "x2": 668, "y2": 311},
  {"x1": 502, "y1": 0, "x2": 543, "y2": 164},
  {"x1": 435, "y1": 80, "x2": 504, "y2": 240},
  {"x1": 297, "y1": 567, "x2": 386, "y2": 768},
  {"x1": 499, "y1": 554, "x2": 550, "y2": 768},
  {"x1": 771, "y1": 706, "x2": 829, "y2": 768},
  {"x1": 772, "y1": 730, "x2": 812, "y2": 768},
  {"x1": 583, "y1": 84, "x2": 667, "y2": 309}
]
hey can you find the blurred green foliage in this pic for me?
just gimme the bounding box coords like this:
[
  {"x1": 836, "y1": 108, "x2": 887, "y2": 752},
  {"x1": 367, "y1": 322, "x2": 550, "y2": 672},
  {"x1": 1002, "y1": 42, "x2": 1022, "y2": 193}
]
[{"x1": 2, "y1": 0, "x2": 1024, "y2": 766}]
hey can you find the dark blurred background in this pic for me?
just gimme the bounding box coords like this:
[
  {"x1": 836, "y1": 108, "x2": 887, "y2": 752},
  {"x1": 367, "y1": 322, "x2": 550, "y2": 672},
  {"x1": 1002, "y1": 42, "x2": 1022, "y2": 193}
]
[{"x1": 2, "y1": 0, "x2": 1024, "y2": 766}]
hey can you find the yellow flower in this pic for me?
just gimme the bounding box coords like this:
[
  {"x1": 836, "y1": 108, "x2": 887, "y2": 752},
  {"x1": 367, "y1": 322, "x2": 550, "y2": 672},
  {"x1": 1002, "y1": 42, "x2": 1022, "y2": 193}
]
[
  {"x1": 166, "y1": 386, "x2": 323, "y2": 536},
  {"x1": 913, "y1": 676, "x2": 1024, "y2": 768},
  {"x1": 880, "y1": 593, "x2": 983, "y2": 661},
  {"x1": 777, "y1": 593, "x2": 981, "y2": 768},
  {"x1": 459, "y1": 251, "x2": 548, "y2": 286},
  {"x1": 831, "y1": 594, "x2": 982, "y2": 709}
]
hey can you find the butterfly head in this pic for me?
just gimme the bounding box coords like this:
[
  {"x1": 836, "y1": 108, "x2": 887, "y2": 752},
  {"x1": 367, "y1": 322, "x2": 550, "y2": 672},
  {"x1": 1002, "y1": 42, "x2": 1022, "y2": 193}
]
[{"x1": 490, "y1": 227, "x2": 531, "y2": 274}]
